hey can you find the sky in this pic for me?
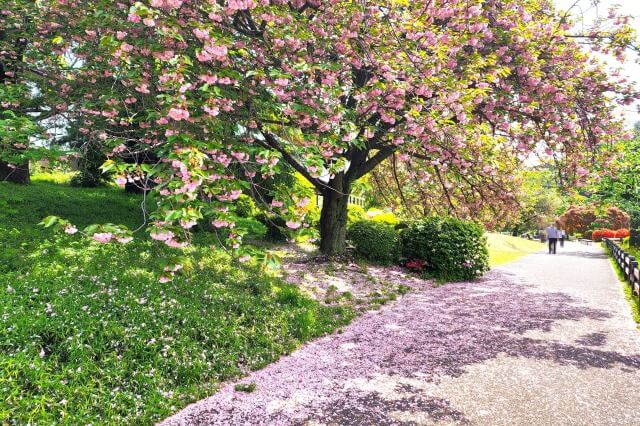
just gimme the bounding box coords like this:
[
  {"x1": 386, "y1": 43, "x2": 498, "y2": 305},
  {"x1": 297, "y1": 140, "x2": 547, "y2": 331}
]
[{"x1": 555, "y1": 0, "x2": 640, "y2": 128}]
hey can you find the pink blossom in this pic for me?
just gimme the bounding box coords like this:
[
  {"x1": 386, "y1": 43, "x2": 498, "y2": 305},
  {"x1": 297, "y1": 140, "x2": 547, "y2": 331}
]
[
  {"x1": 286, "y1": 220, "x2": 301, "y2": 229},
  {"x1": 297, "y1": 197, "x2": 310, "y2": 208},
  {"x1": 151, "y1": 231, "x2": 174, "y2": 241},
  {"x1": 212, "y1": 220, "x2": 229, "y2": 228},
  {"x1": 92, "y1": 232, "x2": 113, "y2": 243},
  {"x1": 165, "y1": 239, "x2": 188, "y2": 248},
  {"x1": 64, "y1": 225, "x2": 78, "y2": 235},
  {"x1": 168, "y1": 107, "x2": 190, "y2": 121}
]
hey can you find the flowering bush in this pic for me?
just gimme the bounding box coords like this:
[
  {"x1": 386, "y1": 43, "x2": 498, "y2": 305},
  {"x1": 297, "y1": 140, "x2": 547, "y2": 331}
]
[
  {"x1": 592, "y1": 229, "x2": 616, "y2": 242},
  {"x1": 615, "y1": 229, "x2": 631, "y2": 238},
  {"x1": 401, "y1": 217, "x2": 489, "y2": 281},
  {"x1": 347, "y1": 220, "x2": 399, "y2": 264}
]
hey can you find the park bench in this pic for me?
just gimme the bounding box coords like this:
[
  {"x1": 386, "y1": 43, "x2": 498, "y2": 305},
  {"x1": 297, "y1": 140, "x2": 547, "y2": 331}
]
[{"x1": 577, "y1": 238, "x2": 593, "y2": 245}]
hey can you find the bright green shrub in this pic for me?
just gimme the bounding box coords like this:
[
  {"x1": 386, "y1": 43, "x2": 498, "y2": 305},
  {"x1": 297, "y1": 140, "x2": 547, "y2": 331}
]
[
  {"x1": 235, "y1": 194, "x2": 257, "y2": 218},
  {"x1": 348, "y1": 204, "x2": 367, "y2": 223},
  {"x1": 347, "y1": 220, "x2": 398, "y2": 264},
  {"x1": 400, "y1": 217, "x2": 489, "y2": 281},
  {"x1": 366, "y1": 208, "x2": 399, "y2": 225}
]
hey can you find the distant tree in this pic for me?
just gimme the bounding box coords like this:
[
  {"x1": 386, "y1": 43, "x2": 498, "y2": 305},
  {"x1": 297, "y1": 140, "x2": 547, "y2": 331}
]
[{"x1": 557, "y1": 205, "x2": 597, "y2": 234}]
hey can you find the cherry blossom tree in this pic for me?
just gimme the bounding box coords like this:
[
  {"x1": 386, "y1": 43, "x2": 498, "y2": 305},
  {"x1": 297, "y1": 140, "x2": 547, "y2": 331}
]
[
  {"x1": 10, "y1": 0, "x2": 639, "y2": 258},
  {"x1": 0, "y1": 1, "x2": 72, "y2": 183}
]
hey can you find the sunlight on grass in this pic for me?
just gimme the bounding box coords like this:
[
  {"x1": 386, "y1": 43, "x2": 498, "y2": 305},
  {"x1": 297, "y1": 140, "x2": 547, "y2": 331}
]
[
  {"x1": 486, "y1": 233, "x2": 544, "y2": 267},
  {"x1": 0, "y1": 179, "x2": 353, "y2": 424},
  {"x1": 31, "y1": 171, "x2": 75, "y2": 184}
]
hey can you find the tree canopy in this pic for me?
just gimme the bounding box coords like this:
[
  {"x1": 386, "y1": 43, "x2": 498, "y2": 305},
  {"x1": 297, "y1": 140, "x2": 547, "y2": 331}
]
[{"x1": 2, "y1": 0, "x2": 638, "y2": 264}]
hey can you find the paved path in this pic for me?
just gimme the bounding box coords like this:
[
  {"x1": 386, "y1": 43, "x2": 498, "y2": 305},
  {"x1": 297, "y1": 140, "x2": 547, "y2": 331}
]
[{"x1": 161, "y1": 242, "x2": 640, "y2": 425}]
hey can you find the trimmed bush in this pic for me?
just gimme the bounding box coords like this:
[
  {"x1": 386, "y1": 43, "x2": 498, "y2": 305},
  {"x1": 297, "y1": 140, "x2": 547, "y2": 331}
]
[
  {"x1": 400, "y1": 217, "x2": 489, "y2": 281},
  {"x1": 615, "y1": 229, "x2": 630, "y2": 238},
  {"x1": 592, "y1": 228, "x2": 615, "y2": 242},
  {"x1": 347, "y1": 220, "x2": 398, "y2": 264},
  {"x1": 592, "y1": 228, "x2": 629, "y2": 241}
]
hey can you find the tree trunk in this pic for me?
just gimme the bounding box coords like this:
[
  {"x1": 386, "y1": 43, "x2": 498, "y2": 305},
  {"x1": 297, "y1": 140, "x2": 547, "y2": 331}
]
[
  {"x1": 319, "y1": 175, "x2": 350, "y2": 256},
  {"x1": 0, "y1": 160, "x2": 30, "y2": 184}
]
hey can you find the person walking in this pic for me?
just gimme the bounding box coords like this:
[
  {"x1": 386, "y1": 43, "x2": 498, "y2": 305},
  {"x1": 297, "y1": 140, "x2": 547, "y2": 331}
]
[
  {"x1": 546, "y1": 223, "x2": 559, "y2": 254},
  {"x1": 559, "y1": 228, "x2": 565, "y2": 248}
]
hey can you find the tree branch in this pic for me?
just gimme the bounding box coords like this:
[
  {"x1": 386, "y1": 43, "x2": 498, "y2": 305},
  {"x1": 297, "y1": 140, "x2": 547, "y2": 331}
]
[{"x1": 258, "y1": 128, "x2": 323, "y2": 188}]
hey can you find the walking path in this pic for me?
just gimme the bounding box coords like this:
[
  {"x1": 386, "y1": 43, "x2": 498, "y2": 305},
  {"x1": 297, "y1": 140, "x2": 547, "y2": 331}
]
[{"x1": 161, "y1": 242, "x2": 640, "y2": 425}]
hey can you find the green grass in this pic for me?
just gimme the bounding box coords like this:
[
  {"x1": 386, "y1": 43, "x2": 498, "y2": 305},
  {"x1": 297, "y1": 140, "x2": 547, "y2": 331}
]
[
  {"x1": 0, "y1": 176, "x2": 353, "y2": 424},
  {"x1": 603, "y1": 243, "x2": 640, "y2": 325},
  {"x1": 486, "y1": 233, "x2": 545, "y2": 267}
]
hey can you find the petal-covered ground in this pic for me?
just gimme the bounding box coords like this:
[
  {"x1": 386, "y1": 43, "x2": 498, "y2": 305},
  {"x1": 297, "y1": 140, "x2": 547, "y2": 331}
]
[{"x1": 161, "y1": 242, "x2": 640, "y2": 425}]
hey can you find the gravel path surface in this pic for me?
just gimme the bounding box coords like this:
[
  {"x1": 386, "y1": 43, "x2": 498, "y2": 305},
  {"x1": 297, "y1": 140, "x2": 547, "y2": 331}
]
[{"x1": 160, "y1": 242, "x2": 640, "y2": 425}]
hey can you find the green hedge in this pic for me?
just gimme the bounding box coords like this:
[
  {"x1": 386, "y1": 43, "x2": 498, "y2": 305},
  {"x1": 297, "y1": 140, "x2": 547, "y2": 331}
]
[
  {"x1": 400, "y1": 217, "x2": 489, "y2": 281},
  {"x1": 347, "y1": 220, "x2": 398, "y2": 264}
]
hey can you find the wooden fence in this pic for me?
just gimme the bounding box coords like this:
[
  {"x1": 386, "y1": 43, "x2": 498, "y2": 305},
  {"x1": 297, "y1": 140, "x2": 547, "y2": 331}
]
[{"x1": 605, "y1": 238, "x2": 640, "y2": 299}]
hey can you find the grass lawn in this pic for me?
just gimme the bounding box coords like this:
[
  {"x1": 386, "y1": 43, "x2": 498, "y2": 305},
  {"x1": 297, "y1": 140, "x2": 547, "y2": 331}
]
[
  {"x1": 486, "y1": 233, "x2": 544, "y2": 267},
  {"x1": 0, "y1": 174, "x2": 353, "y2": 424}
]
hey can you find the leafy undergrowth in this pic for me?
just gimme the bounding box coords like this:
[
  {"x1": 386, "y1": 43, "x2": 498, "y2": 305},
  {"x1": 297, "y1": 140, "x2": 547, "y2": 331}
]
[
  {"x1": 604, "y1": 244, "x2": 640, "y2": 325},
  {"x1": 0, "y1": 177, "x2": 353, "y2": 424},
  {"x1": 486, "y1": 233, "x2": 544, "y2": 267}
]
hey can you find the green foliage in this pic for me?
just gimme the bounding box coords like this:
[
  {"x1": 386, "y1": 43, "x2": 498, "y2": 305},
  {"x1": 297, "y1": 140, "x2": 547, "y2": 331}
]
[
  {"x1": 510, "y1": 170, "x2": 565, "y2": 234},
  {"x1": 0, "y1": 178, "x2": 353, "y2": 424},
  {"x1": 235, "y1": 194, "x2": 257, "y2": 218},
  {"x1": 366, "y1": 209, "x2": 400, "y2": 225},
  {"x1": 255, "y1": 212, "x2": 289, "y2": 242},
  {"x1": 401, "y1": 217, "x2": 489, "y2": 281},
  {"x1": 347, "y1": 204, "x2": 367, "y2": 224},
  {"x1": 347, "y1": 220, "x2": 399, "y2": 264}
]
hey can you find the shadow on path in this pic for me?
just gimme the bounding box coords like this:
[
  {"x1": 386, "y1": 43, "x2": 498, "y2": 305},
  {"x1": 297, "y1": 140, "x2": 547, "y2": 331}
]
[{"x1": 162, "y1": 271, "x2": 640, "y2": 425}]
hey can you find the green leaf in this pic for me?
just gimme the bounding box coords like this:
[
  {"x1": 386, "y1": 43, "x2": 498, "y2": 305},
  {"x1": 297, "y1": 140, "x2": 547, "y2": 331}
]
[{"x1": 39, "y1": 216, "x2": 59, "y2": 228}]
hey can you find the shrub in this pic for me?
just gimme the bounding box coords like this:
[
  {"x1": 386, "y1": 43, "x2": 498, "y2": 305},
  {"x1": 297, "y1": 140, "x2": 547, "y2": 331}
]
[
  {"x1": 366, "y1": 208, "x2": 400, "y2": 225},
  {"x1": 592, "y1": 228, "x2": 615, "y2": 242},
  {"x1": 615, "y1": 228, "x2": 630, "y2": 238},
  {"x1": 400, "y1": 216, "x2": 489, "y2": 281},
  {"x1": 347, "y1": 204, "x2": 367, "y2": 224},
  {"x1": 584, "y1": 229, "x2": 594, "y2": 240},
  {"x1": 394, "y1": 221, "x2": 409, "y2": 231},
  {"x1": 235, "y1": 194, "x2": 257, "y2": 218},
  {"x1": 255, "y1": 213, "x2": 289, "y2": 242},
  {"x1": 347, "y1": 220, "x2": 398, "y2": 264}
]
